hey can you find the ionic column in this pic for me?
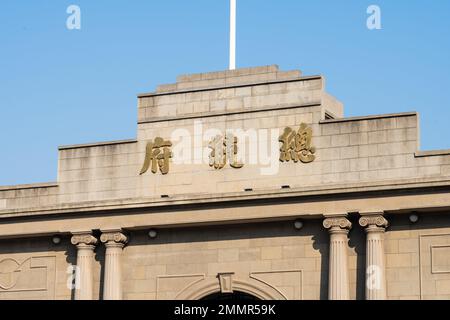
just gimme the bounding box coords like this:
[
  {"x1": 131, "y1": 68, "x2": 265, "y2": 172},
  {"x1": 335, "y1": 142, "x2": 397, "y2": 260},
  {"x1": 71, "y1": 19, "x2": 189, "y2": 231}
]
[
  {"x1": 71, "y1": 233, "x2": 98, "y2": 300},
  {"x1": 100, "y1": 231, "x2": 128, "y2": 300},
  {"x1": 323, "y1": 215, "x2": 352, "y2": 300},
  {"x1": 359, "y1": 213, "x2": 389, "y2": 300}
]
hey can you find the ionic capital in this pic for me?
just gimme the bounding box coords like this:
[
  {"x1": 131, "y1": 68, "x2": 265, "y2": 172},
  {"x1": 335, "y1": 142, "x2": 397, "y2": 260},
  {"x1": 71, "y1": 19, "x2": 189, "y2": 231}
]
[
  {"x1": 71, "y1": 233, "x2": 98, "y2": 248},
  {"x1": 100, "y1": 231, "x2": 128, "y2": 247},
  {"x1": 323, "y1": 216, "x2": 352, "y2": 232},
  {"x1": 359, "y1": 214, "x2": 389, "y2": 229}
]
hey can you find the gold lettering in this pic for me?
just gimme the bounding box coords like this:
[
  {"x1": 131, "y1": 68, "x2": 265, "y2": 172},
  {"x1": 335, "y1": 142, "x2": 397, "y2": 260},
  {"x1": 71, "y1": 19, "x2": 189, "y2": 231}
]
[
  {"x1": 209, "y1": 133, "x2": 243, "y2": 170},
  {"x1": 279, "y1": 123, "x2": 316, "y2": 163},
  {"x1": 140, "y1": 137, "x2": 173, "y2": 175}
]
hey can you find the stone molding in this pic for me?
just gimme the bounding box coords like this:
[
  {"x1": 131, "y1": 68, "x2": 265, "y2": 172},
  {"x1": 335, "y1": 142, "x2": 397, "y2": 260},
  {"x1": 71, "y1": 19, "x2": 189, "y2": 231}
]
[
  {"x1": 3, "y1": 176, "x2": 450, "y2": 221},
  {"x1": 138, "y1": 102, "x2": 320, "y2": 124},
  {"x1": 319, "y1": 111, "x2": 417, "y2": 124},
  {"x1": 176, "y1": 275, "x2": 286, "y2": 300},
  {"x1": 137, "y1": 75, "x2": 320, "y2": 98},
  {"x1": 59, "y1": 139, "x2": 137, "y2": 151}
]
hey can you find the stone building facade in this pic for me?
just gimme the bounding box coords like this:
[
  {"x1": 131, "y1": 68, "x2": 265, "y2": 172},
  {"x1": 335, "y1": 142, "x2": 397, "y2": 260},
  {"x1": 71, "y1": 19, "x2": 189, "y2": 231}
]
[{"x1": 1, "y1": 65, "x2": 450, "y2": 300}]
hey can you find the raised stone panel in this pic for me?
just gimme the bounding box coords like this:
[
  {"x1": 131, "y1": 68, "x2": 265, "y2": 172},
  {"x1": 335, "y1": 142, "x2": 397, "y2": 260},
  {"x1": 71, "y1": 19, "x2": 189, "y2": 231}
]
[
  {"x1": 431, "y1": 245, "x2": 450, "y2": 273},
  {"x1": 419, "y1": 233, "x2": 450, "y2": 299}
]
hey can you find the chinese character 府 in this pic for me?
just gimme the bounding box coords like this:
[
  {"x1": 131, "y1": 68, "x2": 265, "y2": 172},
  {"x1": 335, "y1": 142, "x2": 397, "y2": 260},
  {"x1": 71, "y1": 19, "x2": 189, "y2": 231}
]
[{"x1": 140, "y1": 137, "x2": 173, "y2": 175}]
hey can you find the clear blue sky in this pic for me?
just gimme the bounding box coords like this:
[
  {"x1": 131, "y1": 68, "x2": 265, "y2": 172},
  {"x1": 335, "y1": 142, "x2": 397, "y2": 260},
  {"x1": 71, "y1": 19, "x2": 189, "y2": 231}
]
[{"x1": 1, "y1": 0, "x2": 449, "y2": 185}]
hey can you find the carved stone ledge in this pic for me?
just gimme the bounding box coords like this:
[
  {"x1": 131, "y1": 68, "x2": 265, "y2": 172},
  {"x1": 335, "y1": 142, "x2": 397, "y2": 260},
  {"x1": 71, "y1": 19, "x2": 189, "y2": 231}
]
[
  {"x1": 100, "y1": 232, "x2": 128, "y2": 246},
  {"x1": 359, "y1": 215, "x2": 389, "y2": 229},
  {"x1": 71, "y1": 234, "x2": 98, "y2": 247},
  {"x1": 323, "y1": 217, "x2": 352, "y2": 231}
]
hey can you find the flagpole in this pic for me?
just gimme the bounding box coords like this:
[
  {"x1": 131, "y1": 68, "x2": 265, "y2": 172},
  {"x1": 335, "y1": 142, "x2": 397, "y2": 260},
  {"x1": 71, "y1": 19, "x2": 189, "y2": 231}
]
[{"x1": 229, "y1": 0, "x2": 236, "y2": 70}]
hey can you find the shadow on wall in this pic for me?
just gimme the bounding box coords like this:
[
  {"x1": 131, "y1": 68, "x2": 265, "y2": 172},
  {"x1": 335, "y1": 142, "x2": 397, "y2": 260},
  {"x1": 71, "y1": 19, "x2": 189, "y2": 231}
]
[
  {"x1": 94, "y1": 243, "x2": 105, "y2": 300},
  {"x1": 311, "y1": 233, "x2": 328, "y2": 300},
  {"x1": 348, "y1": 215, "x2": 366, "y2": 301}
]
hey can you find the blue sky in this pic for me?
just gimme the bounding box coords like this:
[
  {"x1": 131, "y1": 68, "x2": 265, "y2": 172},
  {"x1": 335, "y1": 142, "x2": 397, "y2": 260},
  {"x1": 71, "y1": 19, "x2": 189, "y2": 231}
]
[{"x1": 0, "y1": 0, "x2": 449, "y2": 185}]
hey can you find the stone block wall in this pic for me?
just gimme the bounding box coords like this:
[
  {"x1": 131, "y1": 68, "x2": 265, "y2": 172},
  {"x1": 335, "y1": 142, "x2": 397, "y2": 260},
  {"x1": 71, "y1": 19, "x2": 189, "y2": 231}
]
[
  {"x1": 384, "y1": 213, "x2": 450, "y2": 300},
  {"x1": 1, "y1": 215, "x2": 450, "y2": 300},
  {"x1": 137, "y1": 74, "x2": 327, "y2": 121},
  {"x1": 57, "y1": 140, "x2": 140, "y2": 203},
  {"x1": 121, "y1": 221, "x2": 328, "y2": 300}
]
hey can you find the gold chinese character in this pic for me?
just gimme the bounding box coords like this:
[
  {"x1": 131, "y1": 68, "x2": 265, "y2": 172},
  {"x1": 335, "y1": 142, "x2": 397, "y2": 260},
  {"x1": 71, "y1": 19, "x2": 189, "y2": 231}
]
[
  {"x1": 140, "y1": 137, "x2": 173, "y2": 175},
  {"x1": 209, "y1": 133, "x2": 244, "y2": 170},
  {"x1": 279, "y1": 123, "x2": 316, "y2": 163}
]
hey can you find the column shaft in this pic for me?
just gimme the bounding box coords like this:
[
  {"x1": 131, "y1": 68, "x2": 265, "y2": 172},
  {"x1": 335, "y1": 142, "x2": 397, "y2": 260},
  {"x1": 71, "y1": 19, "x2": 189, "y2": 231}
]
[
  {"x1": 323, "y1": 216, "x2": 352, "y2": 300},
  {"x1": 76, "y1": 245, "x2": 95, "y2": 300},
  {"x1": 328, "y1": 231, "x2": 350, "y2": 299},
  {"x1": 71, "y1": 233, "x2": 98, "y2": 300},
  {"x1": 104, "y1": 244, "x2": 124, "y2": 300},
  {"x1": 359, "y1": 214, "x2": 389, "y2": 300},
  {"x1": 101, "y1": 231, "x2": 128, "y2": 300}
]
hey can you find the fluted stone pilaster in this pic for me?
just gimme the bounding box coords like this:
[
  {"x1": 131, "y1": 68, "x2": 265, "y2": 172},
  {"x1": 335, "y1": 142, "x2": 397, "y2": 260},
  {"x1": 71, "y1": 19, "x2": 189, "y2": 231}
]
[
  {"x1": 359, "y1": 214, "x2": 389, "y2": 300},
  {"x1": 71, "y1": 233, "x2": 98, "y2": 300},
  {"x1": 100, "y1": 231, "x2": 128, "y2": 300},
  {"x1": 323, "y1": 216, "x2": 352, "y2": 300}
]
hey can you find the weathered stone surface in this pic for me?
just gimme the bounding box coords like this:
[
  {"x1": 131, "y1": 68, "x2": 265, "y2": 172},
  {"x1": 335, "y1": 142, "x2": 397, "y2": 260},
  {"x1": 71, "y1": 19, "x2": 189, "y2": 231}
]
[{"x1": 1, "y1": 66, "x2": 450, "y2": 300}]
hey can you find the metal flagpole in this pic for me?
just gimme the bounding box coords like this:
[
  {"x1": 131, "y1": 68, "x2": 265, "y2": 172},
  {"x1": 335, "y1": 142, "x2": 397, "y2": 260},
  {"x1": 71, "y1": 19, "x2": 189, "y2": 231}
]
[{"x1": 229, "y1": 0, "x2": 236, "y2": 70}]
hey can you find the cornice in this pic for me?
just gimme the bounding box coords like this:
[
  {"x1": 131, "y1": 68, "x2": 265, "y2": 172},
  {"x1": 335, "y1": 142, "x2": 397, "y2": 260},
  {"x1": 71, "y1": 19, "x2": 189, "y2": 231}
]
[{"x1": 2, "y1": 176, "x2": 450, "y2": 219}]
